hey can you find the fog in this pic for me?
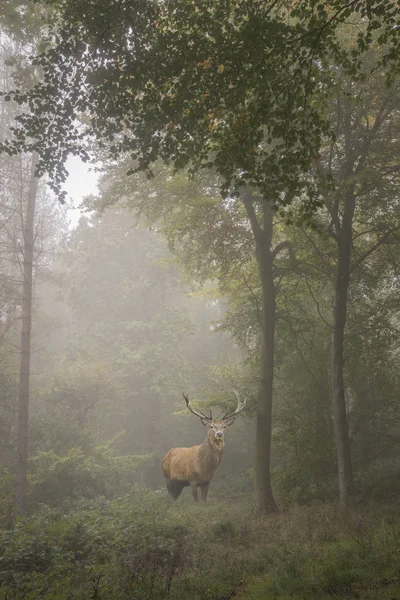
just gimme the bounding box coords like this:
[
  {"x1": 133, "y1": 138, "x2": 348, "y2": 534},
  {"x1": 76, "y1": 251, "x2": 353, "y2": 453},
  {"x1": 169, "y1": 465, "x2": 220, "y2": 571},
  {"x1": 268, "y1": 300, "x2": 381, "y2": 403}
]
[{"x1": 30, "y1": 206, "x2": 255, "y2": 497}]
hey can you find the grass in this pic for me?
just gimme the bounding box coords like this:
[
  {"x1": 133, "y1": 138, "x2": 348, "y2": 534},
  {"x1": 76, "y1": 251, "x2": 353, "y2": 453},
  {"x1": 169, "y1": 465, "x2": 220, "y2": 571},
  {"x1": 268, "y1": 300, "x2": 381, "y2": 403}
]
[{"x1": 0, "y1": 489, "x2": 399, "y2": 599}]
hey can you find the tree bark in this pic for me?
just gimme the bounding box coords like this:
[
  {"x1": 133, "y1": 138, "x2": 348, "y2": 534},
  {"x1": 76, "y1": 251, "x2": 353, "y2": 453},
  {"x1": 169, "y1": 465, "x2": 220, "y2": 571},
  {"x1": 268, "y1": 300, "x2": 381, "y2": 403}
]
[
  {"x1": 15, "y1": 153, "x2": 39, "y2": 516},
  {"x1": 332, "y1": 192, "x2": 355, "y2": 510},
  {"x1": 241, "y1": 189, "x2": 277, "y2": 513}
]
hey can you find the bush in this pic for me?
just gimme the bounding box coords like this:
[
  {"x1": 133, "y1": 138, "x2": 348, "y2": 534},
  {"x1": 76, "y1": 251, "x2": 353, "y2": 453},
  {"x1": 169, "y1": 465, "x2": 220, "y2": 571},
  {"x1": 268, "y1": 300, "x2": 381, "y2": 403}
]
[
  {"x1": 0, "y1": 494, "x2": 399, "y2": 600},
  {"x1": 28, "y1": 441, "x2": 151, "y2": 508}
]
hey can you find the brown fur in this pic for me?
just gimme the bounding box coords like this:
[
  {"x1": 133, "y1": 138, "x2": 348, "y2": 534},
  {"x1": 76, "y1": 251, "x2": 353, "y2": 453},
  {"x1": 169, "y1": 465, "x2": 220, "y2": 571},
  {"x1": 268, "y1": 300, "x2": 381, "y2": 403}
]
[{"x1": 162, "y1": 423, "x2": 225, "y2": 501}]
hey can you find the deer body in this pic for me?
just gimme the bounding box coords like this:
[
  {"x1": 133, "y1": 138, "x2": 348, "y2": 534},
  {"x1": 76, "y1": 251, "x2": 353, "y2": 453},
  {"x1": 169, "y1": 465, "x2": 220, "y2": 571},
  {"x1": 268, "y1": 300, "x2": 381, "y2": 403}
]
[
  {"x1": 162, "y1": 393, "x2": 245, "y2": 502},
  {"x1": 162, "y1": 431, "x2": 224, "y2": 501}
]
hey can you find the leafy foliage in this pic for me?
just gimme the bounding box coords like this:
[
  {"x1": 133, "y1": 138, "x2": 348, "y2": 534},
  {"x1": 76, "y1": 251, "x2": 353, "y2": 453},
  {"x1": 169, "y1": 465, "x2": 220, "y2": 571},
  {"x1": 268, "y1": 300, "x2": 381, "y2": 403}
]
[
  {"x1": 29, "y1": 442, "x2": 150, "y2": 507},
  {"x1": 1, "y1": 1, "x2": 399, "y2": 211},
  {"x1": 0, "y1": 496, "x2": 399, "y2": 600}
]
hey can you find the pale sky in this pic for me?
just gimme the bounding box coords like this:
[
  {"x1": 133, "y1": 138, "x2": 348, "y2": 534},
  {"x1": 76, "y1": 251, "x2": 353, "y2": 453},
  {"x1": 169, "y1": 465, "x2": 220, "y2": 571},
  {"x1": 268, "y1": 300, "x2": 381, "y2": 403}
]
[{"x1": 64, "y1": 156, "x2": 100, "y2": 227}]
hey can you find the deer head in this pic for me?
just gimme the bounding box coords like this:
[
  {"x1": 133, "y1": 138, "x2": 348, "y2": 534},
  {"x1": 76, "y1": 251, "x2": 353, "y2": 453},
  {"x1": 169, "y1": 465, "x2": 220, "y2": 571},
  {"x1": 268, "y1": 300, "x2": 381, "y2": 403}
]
[{"x1": 182, "y1": 391, "x2": 246, "y2": 443}]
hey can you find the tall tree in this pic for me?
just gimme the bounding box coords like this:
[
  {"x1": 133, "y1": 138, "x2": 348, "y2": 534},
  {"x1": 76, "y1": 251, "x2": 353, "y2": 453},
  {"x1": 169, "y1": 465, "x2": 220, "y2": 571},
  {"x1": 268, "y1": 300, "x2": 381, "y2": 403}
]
[
  {"x1": 0, "y1": 21, "x2": 66, "y2": 512},
  {"x1": 241, "y1": 191, "x2": 277, "y2": 511},
  {"x1": 15, "y1": 152, "x2": 39, "y2": 515},
  {"x1": 0, "y1": 34, "x2": 41, "y2": 514},
  {"x1": 318, "y1": 79, "x2": 399, "y2": 508}
]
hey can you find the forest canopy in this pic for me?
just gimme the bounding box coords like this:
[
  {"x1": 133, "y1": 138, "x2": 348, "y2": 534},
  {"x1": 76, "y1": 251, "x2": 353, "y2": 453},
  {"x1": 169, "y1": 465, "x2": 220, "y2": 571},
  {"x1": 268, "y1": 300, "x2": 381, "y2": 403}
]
[{"x1": 1, "y1": 0, "x2": 399, "y2": 210}]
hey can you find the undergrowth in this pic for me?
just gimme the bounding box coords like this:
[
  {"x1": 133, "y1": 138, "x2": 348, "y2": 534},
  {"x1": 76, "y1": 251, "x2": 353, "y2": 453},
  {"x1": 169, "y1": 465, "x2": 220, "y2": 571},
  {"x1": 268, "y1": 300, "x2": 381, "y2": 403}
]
[{"x1": 0, "y1": 489, "x2": 399, "y2": 599}]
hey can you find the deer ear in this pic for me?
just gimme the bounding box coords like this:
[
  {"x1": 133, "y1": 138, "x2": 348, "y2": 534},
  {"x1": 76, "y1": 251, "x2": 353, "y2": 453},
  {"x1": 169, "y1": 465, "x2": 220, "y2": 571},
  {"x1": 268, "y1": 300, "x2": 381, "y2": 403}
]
[
  {"x1": 225, "y1": 417, "x2": 236, "y2": 426},
  {"x1": 200, "y1": 418, "x2": 209, "y2": 426}
]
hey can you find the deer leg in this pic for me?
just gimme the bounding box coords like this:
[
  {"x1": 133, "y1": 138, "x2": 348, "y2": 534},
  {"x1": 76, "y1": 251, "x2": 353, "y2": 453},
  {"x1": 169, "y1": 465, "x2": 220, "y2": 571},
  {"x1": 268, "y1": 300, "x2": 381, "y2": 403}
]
[
  {"x1": 166, "y1": 480, "x2": 184, "y2": 501},
  {"x1": 200, "y1": 483, "x2": 209, "y2": 502},
  {"x1": 191, "y1": 483, "x2": 199, "y2": 501},
  {"x1": 166, "y1": 480, "x2": 174, "y2": 499}
]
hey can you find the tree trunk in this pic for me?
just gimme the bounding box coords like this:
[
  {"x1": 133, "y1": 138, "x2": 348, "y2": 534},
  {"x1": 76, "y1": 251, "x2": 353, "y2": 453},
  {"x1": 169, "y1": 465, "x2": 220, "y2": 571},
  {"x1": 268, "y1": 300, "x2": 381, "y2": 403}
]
[
  {"x1": 332, "y1": 193, "x2": 355, "y2": 510},
  {"x1": 242, "y1": 190, "x2": 277, "y2": 513},
  {"x1": 15, "y1": 153, "x2": 39, "y2": 516}
]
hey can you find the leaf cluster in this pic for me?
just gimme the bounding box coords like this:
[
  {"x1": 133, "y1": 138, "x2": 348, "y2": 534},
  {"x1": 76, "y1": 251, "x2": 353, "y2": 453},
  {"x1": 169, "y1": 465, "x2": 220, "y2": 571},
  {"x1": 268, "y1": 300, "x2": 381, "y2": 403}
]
[{"x1": 1, "y1": 0, "x2": 399, "y2": 209}]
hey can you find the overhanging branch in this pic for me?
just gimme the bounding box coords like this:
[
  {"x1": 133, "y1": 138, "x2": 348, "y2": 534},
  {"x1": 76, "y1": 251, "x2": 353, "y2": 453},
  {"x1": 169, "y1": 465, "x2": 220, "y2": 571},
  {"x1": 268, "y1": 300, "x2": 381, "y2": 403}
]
[{"x1": 350, "y1": 225, "x2": 400, "y2": 272}]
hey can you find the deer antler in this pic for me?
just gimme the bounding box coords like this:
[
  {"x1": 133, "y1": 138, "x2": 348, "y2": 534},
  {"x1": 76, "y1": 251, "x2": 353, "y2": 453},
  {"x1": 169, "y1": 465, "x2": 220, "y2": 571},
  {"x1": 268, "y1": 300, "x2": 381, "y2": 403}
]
[
  {"x1": 222, "y1": 390, "x2": 246, "y2": 424},
  {"x1": 183, "y1": 393, "x2": 212, "y2": 422}
]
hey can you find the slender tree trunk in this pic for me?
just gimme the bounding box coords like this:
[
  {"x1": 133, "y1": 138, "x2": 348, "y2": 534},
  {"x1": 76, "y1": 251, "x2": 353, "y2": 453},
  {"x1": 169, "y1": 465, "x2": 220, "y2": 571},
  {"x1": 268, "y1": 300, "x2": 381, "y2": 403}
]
[
  {"x1": 255, "y1": 221, "x2": 277, "y2": 513},
  {"x1": 332, "y1": 193, "x2": 355, "y2": 510},
  {"x1": 242, "y1": 190, "x2": 277, "y2": 513},
  {"x1": 15, "y1": 153, "x2": 39, "y2": 516}
]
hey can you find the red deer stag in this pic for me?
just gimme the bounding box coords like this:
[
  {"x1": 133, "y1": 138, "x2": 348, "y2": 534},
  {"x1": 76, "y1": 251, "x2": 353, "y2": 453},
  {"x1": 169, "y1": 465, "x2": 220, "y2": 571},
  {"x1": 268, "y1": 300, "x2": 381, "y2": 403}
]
[{"x1": 162, "y1": 392, "x2": 246, "y2": 501}]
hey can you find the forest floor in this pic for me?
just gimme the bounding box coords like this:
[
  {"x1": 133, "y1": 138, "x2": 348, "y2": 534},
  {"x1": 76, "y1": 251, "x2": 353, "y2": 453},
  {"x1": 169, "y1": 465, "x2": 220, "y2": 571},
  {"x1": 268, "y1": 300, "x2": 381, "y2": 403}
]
[{"x1": 0, "y1": 489, "x2": 399, "y2": 599}]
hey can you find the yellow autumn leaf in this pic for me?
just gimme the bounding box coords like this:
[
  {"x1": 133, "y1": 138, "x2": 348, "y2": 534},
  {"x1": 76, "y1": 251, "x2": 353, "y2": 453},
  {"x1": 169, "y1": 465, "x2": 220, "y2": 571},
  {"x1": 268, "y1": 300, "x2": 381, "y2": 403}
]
[
  {"x1": 217, "y1": 64, "x2": 225, "y2": 73},
  {"x1": 198, "y1": 58, "x2": 212, "y2": 70}
]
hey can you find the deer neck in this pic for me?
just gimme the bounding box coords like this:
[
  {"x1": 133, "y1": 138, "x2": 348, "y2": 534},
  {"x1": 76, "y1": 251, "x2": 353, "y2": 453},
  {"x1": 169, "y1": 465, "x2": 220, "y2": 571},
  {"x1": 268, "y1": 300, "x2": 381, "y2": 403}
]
[
  {"x1": 199, "y1": 433, "x2": 224, "y2": 462},
  {"x1": 192, "y1": 433, "x2": 223, "y2": 483}
]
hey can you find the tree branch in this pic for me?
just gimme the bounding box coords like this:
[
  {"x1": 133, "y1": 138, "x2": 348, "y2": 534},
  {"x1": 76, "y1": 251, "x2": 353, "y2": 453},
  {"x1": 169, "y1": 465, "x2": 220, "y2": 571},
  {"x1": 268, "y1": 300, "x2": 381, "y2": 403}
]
[
  {"x1": 350, "y1": 225, "x2": 400, "y2": 272},
  {"x1": 300, "y1": 225, "x2": 335, "y2": 281},
  {"x1": 242, "y1": 274, "x2": 263, "y2": 330},
  {"x1": 302, "y1": 276, "x2": 333, "y2": 329},
  {"x1": 355, "y1": 94, "x2": 395, "y2": 174},
  {"x1": 271, "y1": 240, "x2": 296, "y2": 263}
]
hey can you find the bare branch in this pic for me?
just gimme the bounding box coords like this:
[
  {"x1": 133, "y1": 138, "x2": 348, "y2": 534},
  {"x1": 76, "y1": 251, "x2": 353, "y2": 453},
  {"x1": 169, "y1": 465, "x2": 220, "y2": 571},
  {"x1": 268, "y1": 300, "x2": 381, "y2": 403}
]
[
  {"x1": 300, "y1": 225, "x2": 335, "y2": 281},
  {"x1": 242, "y1": 273, "x2": 263, "y2": 329},
  {"x1": 350, "y1": 225, "x2": 400, "y2": 272},
  {"x1": 272, "y1": 240, "x2": 287, "y2": 261},
  {"x1": 302, "y1": 276, "x2": 333, "y2": 329},
  {"x1": 355, "y1": 94, "x2": 395, "y2": 174}
]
